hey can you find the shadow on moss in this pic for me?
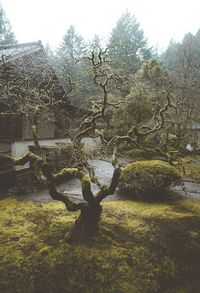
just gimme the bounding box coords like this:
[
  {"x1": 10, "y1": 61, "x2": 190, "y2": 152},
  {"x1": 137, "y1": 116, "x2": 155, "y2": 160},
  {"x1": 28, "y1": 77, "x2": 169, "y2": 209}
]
[{"x1": 1, "y1": 198, "x2": 200, "y2": 293}]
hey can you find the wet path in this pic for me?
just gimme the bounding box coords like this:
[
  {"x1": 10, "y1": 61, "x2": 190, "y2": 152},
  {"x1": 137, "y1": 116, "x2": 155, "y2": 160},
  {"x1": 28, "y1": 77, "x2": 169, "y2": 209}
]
[
  {"x1": 18, "y1": 160, "x2": 120, "y2": 202},
  {"x1": 18, "y1": 159, "x2": 200, "y2": 202},
  {"x1": 172, "y1": 180, "x2": 200, "y2": 199},
  {"x1": 176, "y1": 160, "x2": 200, "y2": 199}
]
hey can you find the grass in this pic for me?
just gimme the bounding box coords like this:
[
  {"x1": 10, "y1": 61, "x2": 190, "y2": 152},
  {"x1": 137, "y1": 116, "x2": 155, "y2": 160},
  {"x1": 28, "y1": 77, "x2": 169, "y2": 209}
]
[{"x1": 1, "y1": 197, "x2": 200, "y2": 293}]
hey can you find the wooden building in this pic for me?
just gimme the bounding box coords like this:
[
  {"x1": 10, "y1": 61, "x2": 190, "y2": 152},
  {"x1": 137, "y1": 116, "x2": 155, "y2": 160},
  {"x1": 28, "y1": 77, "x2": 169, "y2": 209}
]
[{"x1": 0, "y1": 41, "x2": 84, "y2": 189}]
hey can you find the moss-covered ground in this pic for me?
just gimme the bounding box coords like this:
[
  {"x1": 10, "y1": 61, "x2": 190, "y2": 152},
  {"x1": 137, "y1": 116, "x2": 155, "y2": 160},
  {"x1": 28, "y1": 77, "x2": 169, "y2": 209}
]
[
  {"x1": 182, "y1": 164, "x2": 200, "y2": 181},
  {"x1": 1, "y1": 197, "x2": 200, "y2": 293}
]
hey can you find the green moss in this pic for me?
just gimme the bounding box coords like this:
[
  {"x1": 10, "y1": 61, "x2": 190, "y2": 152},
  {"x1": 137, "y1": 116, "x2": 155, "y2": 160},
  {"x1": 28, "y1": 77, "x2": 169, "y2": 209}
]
[
  {"x1": 81, "y1": 175, "x2": 91, "y2": 187},
  {"x1": 119, "y1": 160, "x2": 181, "y2": 199},
  {"x1": 126, "y1": 148, "x2": 158, "y2": 160},
  {"x1": 54, "y1": 167, "x2": 79, "y2": 182},
  {"x1": 1, "y1": 197, "x2": 200, "y2": 292},
  {"x1": 182, "y1": 164, "x2": 200, "y2": 181}
]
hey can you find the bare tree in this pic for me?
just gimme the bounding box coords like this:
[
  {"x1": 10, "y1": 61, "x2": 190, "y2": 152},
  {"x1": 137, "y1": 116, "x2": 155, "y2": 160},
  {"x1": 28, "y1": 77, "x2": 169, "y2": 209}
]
[
  {"x1": 0, "y1": 46, "x2": 121, "y2": 233},
  {"x1": 0, "y1": 47, "x2": 181, "y2": 234}
]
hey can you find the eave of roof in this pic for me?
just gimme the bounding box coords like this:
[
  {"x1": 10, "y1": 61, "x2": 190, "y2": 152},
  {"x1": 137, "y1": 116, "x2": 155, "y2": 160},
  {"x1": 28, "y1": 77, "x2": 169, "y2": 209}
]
[
  {"x1": 0, "y1": 40, "x2": 43, "y2": 65},
  {"x1": 0, "y1": 41, "x2": 72, "y2": 104}
]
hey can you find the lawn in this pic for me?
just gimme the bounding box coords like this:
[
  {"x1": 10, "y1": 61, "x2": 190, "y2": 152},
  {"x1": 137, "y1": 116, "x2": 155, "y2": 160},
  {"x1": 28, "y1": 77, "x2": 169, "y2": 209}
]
[{"x1": 0, "y1": 197, "x2": 200, "y2": 293}]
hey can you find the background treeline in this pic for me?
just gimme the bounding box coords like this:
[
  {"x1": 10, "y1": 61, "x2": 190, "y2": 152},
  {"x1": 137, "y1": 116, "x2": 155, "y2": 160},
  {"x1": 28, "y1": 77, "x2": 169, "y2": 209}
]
[{"x1": 1, "y1": 5, "x2": 200, "y2": 150}]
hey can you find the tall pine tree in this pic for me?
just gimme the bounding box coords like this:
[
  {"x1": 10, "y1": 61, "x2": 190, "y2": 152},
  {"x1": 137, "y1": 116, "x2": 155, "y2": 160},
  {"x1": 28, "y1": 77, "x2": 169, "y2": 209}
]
[
  {"x1": 161, "y1": 31, "x2": 200, "y2": 79},
  {"x1": 55, "y1": 25, "x2": 87, "y2": 105},
  {"x1": 56, "y1": 25, "x2": 85, "y2": 64},
  {"x1": 107, "y1": 10, "x2": 152, "y2": 74},
  {"x1": 0, "y1": 5, "x2": 17, "y2": 45}
]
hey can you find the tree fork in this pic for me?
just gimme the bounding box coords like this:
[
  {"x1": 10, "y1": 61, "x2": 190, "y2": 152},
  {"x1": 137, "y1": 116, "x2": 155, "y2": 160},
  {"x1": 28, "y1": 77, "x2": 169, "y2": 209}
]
[{"x1": 0, "y1": 149, "x2": 121, "y2": 233}]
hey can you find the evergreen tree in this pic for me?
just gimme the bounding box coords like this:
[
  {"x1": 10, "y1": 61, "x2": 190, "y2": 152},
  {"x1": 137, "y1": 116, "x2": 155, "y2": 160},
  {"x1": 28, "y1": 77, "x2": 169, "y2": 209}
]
[
  {"x1": 107, "y1": 10, "x2": 152, "y2": 74},
  {"x1": 55, "y1": 25, "x2": 86, "y2": 80},
  {"x1": 55, "y1": 25, "x2": 87, "y2": 105},
  {"x1": 44, "y1": 43, "x2": 54, "y2": 59},
  {"x1": 56, "y1": 25, "x2": 85, "y2": 63},
  {"x1": 160, "y1": 39, "x2": 180, "y2": 72},
  {"x1": 0, "y1": 5, "x2": 17, "y2": 45},
  {"x1": 160, "y1": 32, "x2": 200, "y2": 146},
  {"x1": 88, "y1": 34, "x2": 102, "y2": 53},
  {"x1": 161, "y1": 31, "x2": 200, "y2": 78},
  {"x1": 79, "y1": 35, "x2": 103, "y2": 105}
]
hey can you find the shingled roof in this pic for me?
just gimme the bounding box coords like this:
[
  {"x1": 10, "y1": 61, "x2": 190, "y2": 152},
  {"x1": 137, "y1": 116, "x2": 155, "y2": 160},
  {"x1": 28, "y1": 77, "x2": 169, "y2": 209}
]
[
  {"x1": 0, "y1": 41, "x2": 43, "y2": 63},
  {"x1": 0, "y1": 41, "x2": 71, "y2": 103}
]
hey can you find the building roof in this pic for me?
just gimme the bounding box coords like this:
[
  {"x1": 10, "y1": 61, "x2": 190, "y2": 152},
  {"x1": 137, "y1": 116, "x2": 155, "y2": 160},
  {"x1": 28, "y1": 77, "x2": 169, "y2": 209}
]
[
  {"x1": 0, "y1": 41, "x2": 71, "y2": 104},
  {"x1": 0, "y1": 41, "x2": 43, "y2": 64}
]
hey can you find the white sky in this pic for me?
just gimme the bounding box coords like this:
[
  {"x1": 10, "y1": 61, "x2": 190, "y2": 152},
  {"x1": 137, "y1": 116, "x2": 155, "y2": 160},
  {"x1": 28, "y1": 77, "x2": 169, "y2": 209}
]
[{"x1": 1, "y1": 0, "x2": 200, "y2": 51}]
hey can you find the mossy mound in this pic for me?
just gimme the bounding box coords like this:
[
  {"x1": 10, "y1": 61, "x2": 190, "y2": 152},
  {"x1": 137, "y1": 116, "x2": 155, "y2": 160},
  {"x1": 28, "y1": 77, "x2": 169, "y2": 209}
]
[
  {"x1": 119, "y1": 160, "x2": 181, "y2": 199},
  {"x1": 1, "y1": 198, "x2": 200, "y2": 292}
]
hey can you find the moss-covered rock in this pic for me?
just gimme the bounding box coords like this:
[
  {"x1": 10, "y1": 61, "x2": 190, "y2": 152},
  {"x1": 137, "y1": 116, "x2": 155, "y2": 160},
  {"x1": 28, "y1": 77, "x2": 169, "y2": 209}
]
[{"x1": 119, "y1": 160, "x2": 181, "y2": 198}]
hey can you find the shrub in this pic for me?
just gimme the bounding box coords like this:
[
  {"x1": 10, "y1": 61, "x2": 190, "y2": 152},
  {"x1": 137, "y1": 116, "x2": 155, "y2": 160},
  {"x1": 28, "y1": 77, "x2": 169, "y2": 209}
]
[
  {"x1": 119, "y1": 160, "x2": 181, "y2": 199},
  {"x1": 192, "y1": 149, "x2": 200, "y2": 156},
  {"x1": 126, "y1": 148, "x2": 155, "y2": 160},
  {"x1": 30, "y1": 142, "x2": 88, "y2": 172}
]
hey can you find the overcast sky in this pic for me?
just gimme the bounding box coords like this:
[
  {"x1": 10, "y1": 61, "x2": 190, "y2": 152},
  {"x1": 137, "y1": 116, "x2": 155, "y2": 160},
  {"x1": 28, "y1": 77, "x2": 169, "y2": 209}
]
[{"x1": 1, "y1": 0, "x2": 200, "y2": 51}]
